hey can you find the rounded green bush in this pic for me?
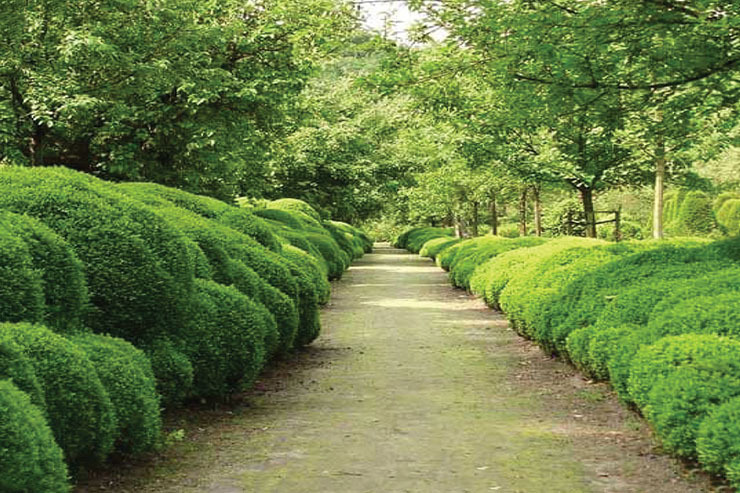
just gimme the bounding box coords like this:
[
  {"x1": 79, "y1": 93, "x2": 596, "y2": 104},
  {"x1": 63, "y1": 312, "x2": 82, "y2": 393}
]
[
  {"x1": 0, "y1": 211, "x2": 88, "y2": 332},
  {"x1": 628, "y1": 334, "x2": 740, "y2": 458},
  {"x1": 647, "y1": 292, "x2": 740, "y2": 338},
  {"x1": 141, "y1": 338, "x2": 193, "y2": 410},
  {"x1": 697, "y1": 396, "x2": 740, "y2": 479},
  {"x1": 269, "y1": 198, "x2": 323, "y2": 223},
  {"x1": 0, "y1": 379, "x2": 70, "y2": 493},
  {"x1": 717, "y1": 199, "x2": 740, "y2": 236},
  {"x1": 419, "y1": 236, "x2": 461, "y2": 259},
  {"x1": 114, "y1": 186, "x2": 301, "y2": 353},
  {"x1": 0, "y1": 227, "x2": 44, "y2": 324},
  {"x1": 0, "y1": 337, "x2": 45, "y2": 409},
  {"x1": 282, "y1": 244, "x2": 331, "y2": 305},
  {"x1": 118, "y1": 182, "x2": 282, "y2": 252},
  {"x1": 253, "y1": 208, "x2": 306, "y2": 231},
  {"x1": 304, "y1": 232, "x2": 347, "y2": 280},
  {"x1": 451, "y1": 236, "x2": 547, "y2": 290},
  {"x1": 186, "y1": 280, "x2": 267, "y2": 399},
  {"x1": 672, "y1": 191, "x2": 717, "y2": 236},
  {"x1": 436, "y1": 240, "x2": 466, "y2": 271},
  {"x1": 72, "y1": 333, "x2": 161, "y2": 455},
  {"x1": 0, "y1": 322, "x2": 116, "y2": 468},
  {"x1": 0, "y1": 167, "x2": 196, "y2": 345}
]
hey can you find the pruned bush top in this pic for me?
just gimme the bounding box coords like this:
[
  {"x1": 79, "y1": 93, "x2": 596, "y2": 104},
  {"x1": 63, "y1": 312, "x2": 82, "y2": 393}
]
[
  {"x1": 0, "y1": 211, "x2": 88, "y2": 332},
  {"x1": 0, "y1": 167, "x2": 195, "y2": 344},
  {"x1": 0, "y1": 226, "x2": 44, "y2": 325}
]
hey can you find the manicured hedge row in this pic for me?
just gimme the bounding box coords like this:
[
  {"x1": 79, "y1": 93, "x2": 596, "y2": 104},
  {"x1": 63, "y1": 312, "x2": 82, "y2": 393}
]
[
  {"x1": 393, "y1": 226, "x2": 453, "y2": 253},
  {"x1": 0, "y1": 168, "x2": 370, "y2": 491},
  {"x1": 397, "y1": 226, "x2": 740, "y2": 487}
]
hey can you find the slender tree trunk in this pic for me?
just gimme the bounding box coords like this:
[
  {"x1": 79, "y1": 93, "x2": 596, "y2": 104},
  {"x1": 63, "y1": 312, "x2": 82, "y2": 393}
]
[
  {"x1": 454, "y1": 211, "x2": 466, "y2": 238},
  {"x1": 580, "y1": 187, "x2": 597, "y2": 238},
  {"x1": 532, "y1": 184, "x2": 543, "y2": 236},
  {"x1": 470, "y1": 201, "x2": 479, "y2": 237},
  {"x1": 489, "y1": 192, "x2": 498, "y2": 235},
  {"x1": 653, "y1": 138, "x2": 666, "y2": 239},
  {"x1": 518, "y1": 187, "x2": 527, "y2": 237}
]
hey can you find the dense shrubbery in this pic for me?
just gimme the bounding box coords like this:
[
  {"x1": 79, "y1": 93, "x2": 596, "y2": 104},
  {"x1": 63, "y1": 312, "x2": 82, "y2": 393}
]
[
  {"x1": 71, "y1": 334, "x2": 161, "y2": 456},
  {"x1": 393, "y1": 226, "x2": 453, "y2": 253},
  {"x1": 396, "y1": 225, "x2": 740, "y2": 485},
  {"x1": 419, "y1": 236, "x2": 462, "y2": 259},
  {"x1": 0, "y1": 168, "x2": 369, "y2": 483},
  {"x1": 0, "y1": 379, "x2": 70, "y2": 493},
  {"x1": 0, "y1": 323, "x2": 116, "y2": 469}
]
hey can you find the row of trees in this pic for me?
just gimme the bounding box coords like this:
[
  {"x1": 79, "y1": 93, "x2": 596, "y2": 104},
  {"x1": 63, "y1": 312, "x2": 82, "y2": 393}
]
[{"x1": 0, "y1": 0, "x2": 356, "y2": 199}]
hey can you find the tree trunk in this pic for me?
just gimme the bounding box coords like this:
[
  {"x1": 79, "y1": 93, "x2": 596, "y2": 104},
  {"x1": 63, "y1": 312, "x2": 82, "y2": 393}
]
[
  {"x1": 653, "y1": 139, "x2": 666, "y2": 239},
  {"x1": 532, "y1": 184, "x2": 543, "y2": 236},
  {"x1": 489, "y1": 192, "x2": 498, "y2": 235},
  {"x1": 454, "y1": 211, "x2": 466, "y2": 238},
  {"x1": 518, "y1": 187, "x2": 527, "y2": 237},
  {"x1": 471, "y1": 201, "x2": 479, "y2": 237},
  {"x1": 580, "y1": 187, "x2": 597, "y2": 238}
]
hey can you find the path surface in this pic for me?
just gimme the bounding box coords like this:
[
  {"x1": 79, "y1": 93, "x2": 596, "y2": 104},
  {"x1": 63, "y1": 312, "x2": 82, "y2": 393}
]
[{"x1": 78, "y1": 245, "x2": 715, "y2": 493}]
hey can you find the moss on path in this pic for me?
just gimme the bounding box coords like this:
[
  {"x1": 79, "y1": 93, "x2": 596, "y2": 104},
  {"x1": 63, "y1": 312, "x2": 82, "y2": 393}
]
[{"x1": 77, "y1": 245, "x2": 715, "y2": 493}]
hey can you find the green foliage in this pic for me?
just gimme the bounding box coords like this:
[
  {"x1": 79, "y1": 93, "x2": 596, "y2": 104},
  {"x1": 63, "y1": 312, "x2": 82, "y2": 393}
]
[
  {"x1": 186, "y1": 280, "x2": 267, "y2": 400},
  {"x1": 0, "y1": 225, "x2": 44, "y2": 324},
  {"x1": 304, "y1": 232, "x2": 348, "y2": 280},
  {"x1": 469, "y1": 237, "x2": 597, "y2": 309},
  {"x1": 141, "y1": 339, "x2": 193, "y2": 410},
  {"x1": 697, "y1": 396, "x2": 740, "y2": 483},
  {"x1": 0, "y1": 211, "x2": 88, "y2": 332},
  {"x1": 0, "y1": 338, "x2": 45, "y2": 409},
  {"x1": 0, "y1": 323, "x2": 116, "y2": 468},
  {"x1": 394, "y1": 226, "x2": 453, "y2": 253},
  {"x1": 628, "y1": 335, "x2": 740, "y2": 458},
  {"x1": 0, "y1": 0, "x2": 355, "y2": 198},
  {"x1": 0, "y1": 167, "x2": 195, "y2": 345},
  {"x1": 269, "y1": 198, "x2": 323, "y2": 223},
  {"x1": 0, "y1": 379, "x2": 70, "y2": 493},
  {"x1": 672, "y1": 191, "x2": 718, "y2": 236},
  {"x1": 717, "y1": 199, "x2": 740, "y2": 236},
  {"x1": 450, "y1": 236, "x2": 547, "y2": 290},
  {"x1": 543, "y1": 198, "x2": 586, "y2": 237},
  {"x1": 72, "y1": 334, "x2": 161, "y2": 456},
  {"x1": 419, "y1": 236, "x2": 462, "y2": 259},
  {"x1": 282, "y1": 244, "x2": 331, "y2": 305}
]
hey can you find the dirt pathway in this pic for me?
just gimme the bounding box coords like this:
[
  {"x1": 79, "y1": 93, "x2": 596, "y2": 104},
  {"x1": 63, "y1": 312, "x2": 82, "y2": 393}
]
[{"x1": 78, "y1": 245, "x2": 716, "y2": 493}]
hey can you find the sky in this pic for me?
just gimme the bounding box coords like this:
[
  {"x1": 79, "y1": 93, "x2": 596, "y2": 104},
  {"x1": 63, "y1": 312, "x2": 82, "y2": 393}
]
[{"x1": 357, "y1": 0, "x2": 444, "y2": 44}]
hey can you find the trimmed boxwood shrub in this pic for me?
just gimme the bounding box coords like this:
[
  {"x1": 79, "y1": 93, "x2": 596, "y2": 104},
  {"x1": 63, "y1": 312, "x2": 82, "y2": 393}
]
[
  {"x1": 717, "y1": 199, "x2": 740, "y2": 236},
  {"x1": 0, "y1": 379, "x2": 70, "y2": 493},
  {"x1": 118, "y1": 182, "x2": 282, "y2": 253},
  {"x1": 141, "y1": 338, "x2": 193, "y2": 410},
  {"x1": 0, "y1": 167, "x2": 196, "y2": 345},
  {"x1": 0, "y1": 323, "x2": 116, "y2": 468},
  {"x1": 419, "y1": 236, "x2": 461, "y2": 259},
  {"x1": 72, "y1": 333, "x2": 161, "y2": 455},
  {"x1": 470, "y1": 237, "x2": 599, "y2": 310},
  {"x1": 628, "y1": 334, "x2": 740, "y2": 457},
  {"x1": 186, "y1": 280, "x2": 267, "y2": 399},
  {"x1": 254, "y1": 208, "x2": 306, "y2": 231},
  {"x1": 0, "y1": 227, "x2": 44, "y2": 324},
  {"x1": 647, "y1": 292, "x2": 740, "y2": 337},
  {"x1": 269, "y1": 198, "x2": 323, "y2": 223},
  {"x1": 304, "y1": 231, "x2": 348, "y2": 280},
  {"x1": 114, "y1": 187, "x2": 300, "y2": 353},
  {"x1": 282, "y1": 244, "x2": 331, "y2": 305},
  {"x1": 0, "y1": 211, "x2": 88, "y2": 332},
  {"x1": 532, "y1": 240, "x2": 721, "y2": 355},
  {"x1": 0, "y1": 338, "x2": 45, "y2": 409},
  {"x1": 451, "y1": 236, "x2": 547, "y2": 290},
  {"x1": 696, "y1": 396, "x2": 740, "y2": 484},
  {"x1": 394, "y1": 226, "x2": 453, "y2": 252}
]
